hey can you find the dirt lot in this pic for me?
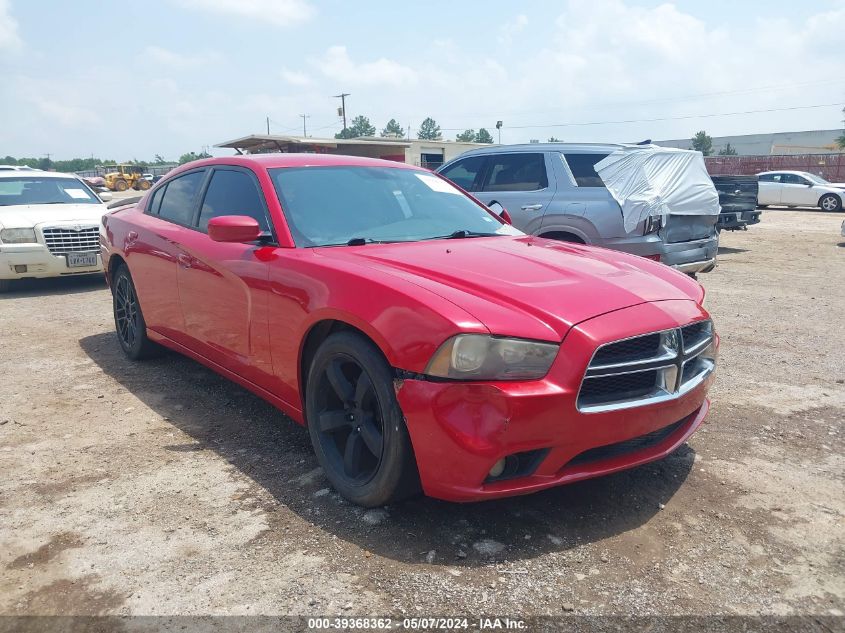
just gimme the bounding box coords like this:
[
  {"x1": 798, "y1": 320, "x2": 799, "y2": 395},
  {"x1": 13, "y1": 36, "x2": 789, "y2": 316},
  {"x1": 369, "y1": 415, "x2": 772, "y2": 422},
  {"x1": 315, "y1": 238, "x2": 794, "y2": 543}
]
[{"x1": 0, "y1": 209, "x2": 843, "y2": 619}]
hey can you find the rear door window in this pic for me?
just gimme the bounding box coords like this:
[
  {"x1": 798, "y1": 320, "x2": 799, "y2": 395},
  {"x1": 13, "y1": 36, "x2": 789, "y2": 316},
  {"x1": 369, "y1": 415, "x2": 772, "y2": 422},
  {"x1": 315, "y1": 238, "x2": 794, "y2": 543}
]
[
  {"x1": 479, "y1": 153, "x2": 548, "y2": 192},
  {"x1": 781, "y1": 173, "x2": 809, "y2": 185},
  {"x1": 157, "y1": 170, "x2": 206, "y2": 226},
  {"x1": 147, "y1": 184, "x2": 165, "y2": 214},
  {"x1": 438, "y1": 155, "x2": 487, "y2": 191},
  {"x1": 198, "y1": 169, "x2": 270, "y2": 232},
  {"x1": 563, "y1": 153, "x2": 609, "y2": 187}
]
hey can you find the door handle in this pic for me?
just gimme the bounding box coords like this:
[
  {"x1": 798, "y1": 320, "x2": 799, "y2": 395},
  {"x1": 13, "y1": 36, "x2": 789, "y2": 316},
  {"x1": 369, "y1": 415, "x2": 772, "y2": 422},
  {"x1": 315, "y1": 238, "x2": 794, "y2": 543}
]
[
  {"x1": 177, "y1": 253, "x2": 193, "y2": 269},
  {"x1": 521, "y1": 204, "x2": 544, "y2": 211}
]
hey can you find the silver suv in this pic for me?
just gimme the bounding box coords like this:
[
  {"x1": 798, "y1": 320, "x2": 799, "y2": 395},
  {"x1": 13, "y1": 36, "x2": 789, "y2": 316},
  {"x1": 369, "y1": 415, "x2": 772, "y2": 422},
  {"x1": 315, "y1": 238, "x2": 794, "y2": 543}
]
[{"x1": 437, "y1": 143, "x2": 718, "y2": 274}]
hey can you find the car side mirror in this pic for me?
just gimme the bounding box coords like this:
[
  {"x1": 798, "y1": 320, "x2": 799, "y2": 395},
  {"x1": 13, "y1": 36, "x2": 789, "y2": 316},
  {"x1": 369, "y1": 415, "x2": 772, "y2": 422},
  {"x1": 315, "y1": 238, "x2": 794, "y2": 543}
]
[
  {"x1": 98, "y1": 191, "x2": 113, "y2": 202},
  {"x1": 487, "y1": 201, "x2": 512, "y2": 225},
  {"x1": 208, "y1": 215, "x2": 262, "y2": 243},
  {"x1": 806, "y1": 182, "x2": 814, "y2": 187}
]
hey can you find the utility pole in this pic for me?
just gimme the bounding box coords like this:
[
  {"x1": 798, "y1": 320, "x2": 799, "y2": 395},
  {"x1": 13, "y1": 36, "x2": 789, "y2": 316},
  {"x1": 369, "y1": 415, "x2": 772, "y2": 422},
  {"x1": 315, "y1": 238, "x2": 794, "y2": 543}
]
[
  {"x1": 496, "y1": 121, "x2": 503, "y2": 144},
  {"x1": 300, "y1": 114, "x2": 310, "y2": 137},
  {"x1": 266, "y1": 116, "x2": 270, "y2": 135},
  {"x1": 333, "y1": 93, "x2": 350, "y2": 130}
]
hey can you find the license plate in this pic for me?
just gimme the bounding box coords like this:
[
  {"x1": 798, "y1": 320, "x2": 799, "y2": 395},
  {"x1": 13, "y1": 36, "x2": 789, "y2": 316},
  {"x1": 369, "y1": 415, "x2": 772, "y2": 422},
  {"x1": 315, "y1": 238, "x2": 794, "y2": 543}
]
[{"x1": 67, "y1": 252, "x2": 98, "y2": 268}]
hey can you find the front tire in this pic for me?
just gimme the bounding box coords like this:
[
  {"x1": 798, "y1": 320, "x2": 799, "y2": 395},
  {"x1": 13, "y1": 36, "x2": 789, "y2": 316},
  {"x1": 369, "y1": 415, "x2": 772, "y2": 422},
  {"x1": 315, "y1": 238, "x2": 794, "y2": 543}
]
[
  {"x1": 114, "y1": 179, "x2": 128, "y2": 192},
  {"x1": 305, "y1": 331, "x2": 420, "y2": 507},
  {"x1": 819, "y1": 194, "x2": 842, "y2": 212},
  {"x1": 112, "y1": 265, "x2": 161, "y2": 360}
]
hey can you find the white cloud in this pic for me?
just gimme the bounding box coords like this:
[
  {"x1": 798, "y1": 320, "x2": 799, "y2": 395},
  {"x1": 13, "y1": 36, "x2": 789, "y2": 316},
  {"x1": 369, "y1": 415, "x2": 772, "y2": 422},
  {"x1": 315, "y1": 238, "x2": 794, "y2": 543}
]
[
  {"x1": 313, "y1": 46, "x2": 418, "y2": 87},
  {"x1": 281, "y1": 68, "x2": 312, "y2": 86},
  {"x1": 143, "y1": 45, "x2": 218, "y2": 69},
  {"x1": 498, "y1": 14, "x2": 528, "y2": 45},
  {"x1": 0, "y1": 0, "x2": 22, "y2": 51},
  {"x1": 176, "y1": 0, "x2": 314, "y2": 27}
]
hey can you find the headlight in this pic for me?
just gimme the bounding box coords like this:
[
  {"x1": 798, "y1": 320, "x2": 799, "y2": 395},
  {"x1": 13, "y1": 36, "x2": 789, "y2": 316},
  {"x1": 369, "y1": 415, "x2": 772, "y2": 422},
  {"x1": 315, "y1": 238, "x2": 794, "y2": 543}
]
[
  {"x1": 425, "y1": 334, "x2": 559, "y2": 380},
  {"x1": 0, "y1": 228, "x2": 37, "y2": 244}
]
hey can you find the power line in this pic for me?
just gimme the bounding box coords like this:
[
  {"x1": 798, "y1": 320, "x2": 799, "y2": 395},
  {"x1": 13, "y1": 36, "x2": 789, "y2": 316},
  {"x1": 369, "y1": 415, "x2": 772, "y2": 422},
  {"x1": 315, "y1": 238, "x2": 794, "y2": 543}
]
[
  {"x1": 440, "y1": 102, "x2": 845, "y2": 131},
  {"x1": 418, "y1": 79, "x2": 845, "y2": 125}
]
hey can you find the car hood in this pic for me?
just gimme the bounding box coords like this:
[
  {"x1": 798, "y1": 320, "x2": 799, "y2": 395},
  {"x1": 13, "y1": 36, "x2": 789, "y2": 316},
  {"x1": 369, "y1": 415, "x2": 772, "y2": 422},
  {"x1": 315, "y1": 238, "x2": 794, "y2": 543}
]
[
  {"x1": 315, "y1": 236, "x2": 703, "y2": 341},
  {"x1": 0, "y1": 203, "x2": 105, "y2": 229}
]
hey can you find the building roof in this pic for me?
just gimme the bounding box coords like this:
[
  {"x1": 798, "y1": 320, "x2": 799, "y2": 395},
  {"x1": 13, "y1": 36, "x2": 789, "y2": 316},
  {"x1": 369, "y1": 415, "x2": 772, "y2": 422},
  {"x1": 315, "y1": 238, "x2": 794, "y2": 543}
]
[{"x1": 216, "y1": 134, "x2": 413, "y2": 153}]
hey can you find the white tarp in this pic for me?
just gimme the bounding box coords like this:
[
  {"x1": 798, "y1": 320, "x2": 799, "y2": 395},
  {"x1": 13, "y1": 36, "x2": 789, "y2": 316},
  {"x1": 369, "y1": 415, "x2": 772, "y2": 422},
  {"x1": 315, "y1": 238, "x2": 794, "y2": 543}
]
[{"x1": 594, "y1": 145, "x2": 721, "y2": 233}]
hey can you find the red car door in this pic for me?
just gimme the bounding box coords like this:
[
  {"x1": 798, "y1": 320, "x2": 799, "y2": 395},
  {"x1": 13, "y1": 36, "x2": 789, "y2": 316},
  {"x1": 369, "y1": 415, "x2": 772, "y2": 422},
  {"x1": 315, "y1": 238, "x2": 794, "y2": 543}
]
[
  {"x1": 175, "y1": 166, "x2": 274, "y2": 389},
  {"x1": 128, "y1": 169, "x2": 207, "y2": 345}
]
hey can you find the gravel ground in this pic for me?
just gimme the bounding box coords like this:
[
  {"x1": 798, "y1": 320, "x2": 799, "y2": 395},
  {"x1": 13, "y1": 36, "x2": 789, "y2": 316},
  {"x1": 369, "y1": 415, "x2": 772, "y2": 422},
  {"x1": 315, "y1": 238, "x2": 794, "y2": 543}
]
[{"x1": 0, "y1": 208, "x2": 843, "y2": 619}]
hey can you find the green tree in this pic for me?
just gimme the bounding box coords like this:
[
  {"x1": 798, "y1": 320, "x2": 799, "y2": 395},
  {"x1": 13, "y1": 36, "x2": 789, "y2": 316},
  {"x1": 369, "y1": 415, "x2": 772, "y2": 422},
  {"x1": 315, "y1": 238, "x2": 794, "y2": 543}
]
[
  {"x1": 37, "y1": 157, "x2": 53, "y2": 171},
  {"x1": 381, "y1": 119, "x2": 405, "y2": 137},
  {"x1": 456, "y1": 129, "x2": 476, "y2": 142},
  {"x1": 475, "y1": 128, "x2": 494, "y2": 144},
  {"x1": 691, "y1": 130, "x2": 714, "y2": 156},
  {"x1": 178, "y1": 151, "x2": 211, "y2": 165},
  {"x1": 548, "y1": 136, "x2": 562, "y2": 142},
  {"x1": 718, "y1": 143, "x2": 737, "y2": 156},
  {"x1": 154, "y1": 154, "x2": 167, "y2": 164},
  {"x1": 335, "y1": 115, "x2": 376, "y2": 139},
  {"x1": 417, "y1": 117, "x2": 441, "y2": 140}
]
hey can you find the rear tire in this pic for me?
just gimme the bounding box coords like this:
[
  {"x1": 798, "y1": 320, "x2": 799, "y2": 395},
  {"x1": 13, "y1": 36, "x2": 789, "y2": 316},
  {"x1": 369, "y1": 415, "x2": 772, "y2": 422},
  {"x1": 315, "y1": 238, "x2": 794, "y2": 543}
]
[
  {"x1": 114, "y1": 179, "x2": 128, "y2": 192},
  {"x1": 137, "y1": 179, "x2": 151, "y2": 191},
  {"x1": 305, "y1": 331, "x2": 420, "y2": 507},
  {"x1": 112, "y1": 265, "x2": 162, "y2": 360},
  {"x1": 819, "y1": 194, "x2": 842, "y2": 212}
]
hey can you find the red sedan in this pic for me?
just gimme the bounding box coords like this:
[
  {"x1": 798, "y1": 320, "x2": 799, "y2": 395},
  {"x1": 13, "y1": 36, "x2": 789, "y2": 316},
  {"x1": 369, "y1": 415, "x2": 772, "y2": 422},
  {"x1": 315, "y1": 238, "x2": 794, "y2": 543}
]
[{"x1": 101, "y1": 154, "x2": 717, "y2": 507}]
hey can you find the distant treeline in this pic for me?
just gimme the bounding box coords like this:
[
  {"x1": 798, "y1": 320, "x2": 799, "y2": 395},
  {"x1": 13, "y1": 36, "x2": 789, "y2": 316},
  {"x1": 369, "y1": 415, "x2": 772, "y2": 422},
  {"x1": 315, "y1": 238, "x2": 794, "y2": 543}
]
[{"x1": 2, "y1": 151, "x2": 211, "y2": 172}]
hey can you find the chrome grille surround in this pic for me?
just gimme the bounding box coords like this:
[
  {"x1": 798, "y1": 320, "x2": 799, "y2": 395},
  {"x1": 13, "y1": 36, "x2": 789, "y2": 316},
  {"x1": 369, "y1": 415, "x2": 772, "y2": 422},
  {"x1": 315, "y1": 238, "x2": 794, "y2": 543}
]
[
  {"x1": 577, "y1": 320, "x2": 715, "y2": 413},
  {"x1": 42, "y1": 225, "x2": 100, "y2": 255}
]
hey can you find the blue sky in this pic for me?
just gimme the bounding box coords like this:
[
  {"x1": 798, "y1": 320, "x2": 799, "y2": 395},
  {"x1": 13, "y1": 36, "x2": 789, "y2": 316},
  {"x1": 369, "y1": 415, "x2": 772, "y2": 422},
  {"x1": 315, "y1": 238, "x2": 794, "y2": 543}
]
[{"x1": 1, "y1": 0, "x2": 843, "y2": 160}]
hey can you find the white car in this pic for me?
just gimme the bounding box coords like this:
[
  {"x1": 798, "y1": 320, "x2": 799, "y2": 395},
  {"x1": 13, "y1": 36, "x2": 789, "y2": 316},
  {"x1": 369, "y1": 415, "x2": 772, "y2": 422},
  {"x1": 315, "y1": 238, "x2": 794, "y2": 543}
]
[
  {"x1": 0, "y1": 165, "x2": 38, "y2": 171},
  {"x1": 0, "y1": 171, "x2": 107, "y2": 292},
  {"x1": 757, "y1": 170, "x2": 844, "y2": 212}
]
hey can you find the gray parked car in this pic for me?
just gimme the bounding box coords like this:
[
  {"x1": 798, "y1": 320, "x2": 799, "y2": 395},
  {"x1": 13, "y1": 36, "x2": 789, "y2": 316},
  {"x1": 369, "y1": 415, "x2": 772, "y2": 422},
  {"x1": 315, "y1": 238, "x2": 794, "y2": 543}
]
[{"x1": 436, "y1": 143, "x2": 718, "y2": 274}]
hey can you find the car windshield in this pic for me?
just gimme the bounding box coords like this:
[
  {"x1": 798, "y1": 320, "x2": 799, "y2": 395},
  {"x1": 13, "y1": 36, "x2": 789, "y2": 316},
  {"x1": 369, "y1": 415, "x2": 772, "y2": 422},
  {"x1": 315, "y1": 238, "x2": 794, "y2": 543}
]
[
  {"x1": 803, "y1": 172, "x2": 830, "y2": 185},
  {"x1": 0, "y1": 177, "x2": 100, "y2": 206},
  {"x1": 270, "y1": 166, "x2": 523, "y2": 247}
]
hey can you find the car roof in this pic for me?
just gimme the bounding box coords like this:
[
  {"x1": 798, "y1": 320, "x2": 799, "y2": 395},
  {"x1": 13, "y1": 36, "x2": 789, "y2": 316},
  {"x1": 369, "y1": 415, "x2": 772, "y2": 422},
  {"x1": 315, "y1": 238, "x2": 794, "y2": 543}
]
[
  {"x1": 0, "y1": 170, "x2": 80, "y2": 179},
  {"x1": 171, "y1": 153, "x2": 423, "y2": 173},
  {"x1": 454, "y1": 142, "x2": 625, "y2": 156},
  {"x1": 757, "y1": 170, "x2": 812, "y2": 176}
]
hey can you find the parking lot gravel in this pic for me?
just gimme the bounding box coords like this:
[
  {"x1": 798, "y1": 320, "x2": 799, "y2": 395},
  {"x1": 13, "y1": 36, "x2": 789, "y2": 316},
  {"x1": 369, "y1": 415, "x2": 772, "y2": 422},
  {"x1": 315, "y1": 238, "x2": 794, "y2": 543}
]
[{"x1": 0, "y1": 208, "x2": 843, "y2": 618}]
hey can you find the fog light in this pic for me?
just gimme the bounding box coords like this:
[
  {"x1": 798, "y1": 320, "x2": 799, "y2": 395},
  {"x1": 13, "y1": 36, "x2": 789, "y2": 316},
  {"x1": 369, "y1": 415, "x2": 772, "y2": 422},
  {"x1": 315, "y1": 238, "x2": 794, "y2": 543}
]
[
  {"x1": 14, "y1": 265, "x2": 27, "y2": 273},
  {"x1": 488, "y1": 458, "x2": 506, "y2": 479}
]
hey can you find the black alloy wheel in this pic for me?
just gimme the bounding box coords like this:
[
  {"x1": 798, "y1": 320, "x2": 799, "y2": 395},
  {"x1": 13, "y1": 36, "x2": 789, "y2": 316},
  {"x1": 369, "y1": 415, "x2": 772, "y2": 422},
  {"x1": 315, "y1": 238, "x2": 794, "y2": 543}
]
[
  {"x1": 306, "y1": 331, "x2": 419, "y2": 507},
  {"x1": 112, "y1": 265, "x2": 160, "y2": 360}
]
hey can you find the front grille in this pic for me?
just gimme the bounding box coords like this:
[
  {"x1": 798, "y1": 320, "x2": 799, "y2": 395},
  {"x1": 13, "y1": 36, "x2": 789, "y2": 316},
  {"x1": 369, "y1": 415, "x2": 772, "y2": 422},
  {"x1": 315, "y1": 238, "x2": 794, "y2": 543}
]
[
  {"x1": 579, "y1": 370, "x2": 658, "y2": 406},
  {"x1": 567, "y1": 418, "x2": 687, "y2": 467},
  {"x1": 577, "y1": 320, "x2": 715, "y2": 413},
  {"x1": 592, "y1": 332, "x2": 661, "y2": 365},
  {"x1": 42, "y1": 226, "x2": 99, "y2": 255},
  {"x1": 681, "y1": 321, "x2": 712, "y2": 352}
]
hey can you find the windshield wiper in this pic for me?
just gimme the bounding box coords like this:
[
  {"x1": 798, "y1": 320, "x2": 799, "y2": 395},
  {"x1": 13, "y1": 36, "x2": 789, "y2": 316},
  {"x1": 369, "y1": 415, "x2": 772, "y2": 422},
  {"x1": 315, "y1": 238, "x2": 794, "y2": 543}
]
[
  {"x1": 431, "y1": 230, "x2": 500, "y2": 240},
  {"x1": 345, "y1": 237, "x2": 389, "y2": 246}
]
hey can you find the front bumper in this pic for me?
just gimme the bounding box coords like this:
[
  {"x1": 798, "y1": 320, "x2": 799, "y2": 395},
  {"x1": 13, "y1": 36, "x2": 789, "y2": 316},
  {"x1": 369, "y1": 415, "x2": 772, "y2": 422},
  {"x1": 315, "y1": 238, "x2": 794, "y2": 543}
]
[
  {"x1": 396, "y1": 300, "x2": 715, "y2": 502},
  {"x1": 0, "y1": 243, "x2": 102, "y2": 280}
]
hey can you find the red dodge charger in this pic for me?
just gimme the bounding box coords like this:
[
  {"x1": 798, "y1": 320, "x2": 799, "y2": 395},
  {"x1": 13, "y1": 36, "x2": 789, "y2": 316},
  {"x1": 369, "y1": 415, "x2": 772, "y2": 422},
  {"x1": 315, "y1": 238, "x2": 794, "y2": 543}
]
[{"x1": 101, "y1": 154, "x2": 717, "y2": 507}]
